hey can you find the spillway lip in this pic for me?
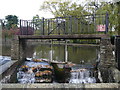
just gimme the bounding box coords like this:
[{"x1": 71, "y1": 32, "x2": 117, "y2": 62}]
[{"x1": 70, "y1": 68, "x2": 87, "y2": 72}]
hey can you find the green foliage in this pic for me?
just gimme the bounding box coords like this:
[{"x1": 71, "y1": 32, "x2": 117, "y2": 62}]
[
  {"x1": 84, "y1": 1, "x2": 119, "y2": 34},
  {"x1": 32, "y1": 15, "x2": 42, "y2": 30},
  {"x1": 40, "y1": 0, "x2": 88, "y2": 17},
  {"x1": 2, "y1": 29, "x2": 19, "y2": 38},
  {"x1": 40, "y1": 0, "x2": 119, "y2": 35},
  {"x1": 96, "y1": 3, "x2": 118, "y2": 31},
  {"x1": 5, "y1": 15, "x2": 18, "y2": 30}
]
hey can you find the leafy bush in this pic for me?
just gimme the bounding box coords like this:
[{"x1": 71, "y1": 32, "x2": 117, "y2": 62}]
[
  {"x1": 2, "y1": 29, "x2": 19, "y2": 38},
  {"x1": 16, "y1": 27, "x2": 34, "y2": 35}
]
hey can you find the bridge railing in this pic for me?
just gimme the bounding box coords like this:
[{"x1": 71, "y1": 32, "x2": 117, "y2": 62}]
[
  {"x1": 33, "y1": 13, "x2": 108, "y2": 35},
  {"x1": 0, "y1": 13, "x2": 109, "y2": 35}
]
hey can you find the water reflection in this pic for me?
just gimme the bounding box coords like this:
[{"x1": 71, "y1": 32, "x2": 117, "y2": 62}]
[
  {"x1": 2, "y1": 42, "x2": 99, "y2": 65},
  {"x1": 25, "y1": 43, "x2": 99, "y2": 65}
]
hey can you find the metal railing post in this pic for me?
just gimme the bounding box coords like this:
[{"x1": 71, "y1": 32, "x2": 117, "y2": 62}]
[
  {"x1": 42, "y1": 17, "x2": 45, "y2": 35},
  {"x1": 68, "y1": 16, "x2": 72, "y2": 34},
  {"x1": 0, "y1": 19, "x2": 3, "y2": 30},
  {"x1": 48, "y1": 19, "x2": 50, "y2": 35},
  {"x1": 20, "y1": 19, "x2": 22, "y2": 35},
  {"x1": 32, "y1": 20, "x2": 35, "y2": 34},
  {"x1": 27, "y1": 21, "x2": 28, "y2": 35},
  {"x1": 105, "y1": 12, "x2": 109, "y2": 34}
]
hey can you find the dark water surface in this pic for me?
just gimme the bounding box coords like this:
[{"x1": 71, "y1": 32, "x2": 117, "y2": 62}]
[
  {"x1": 2, "y1": 42, "x2": 99, "y2": 64},
  {"x1": 25, "y1": 43, "x2": 99, "y2": 65}
]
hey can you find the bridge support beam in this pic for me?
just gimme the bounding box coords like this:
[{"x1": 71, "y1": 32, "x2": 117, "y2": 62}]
[{"x1": 19, "y1": 39, "x2": 27, "y2": 61}]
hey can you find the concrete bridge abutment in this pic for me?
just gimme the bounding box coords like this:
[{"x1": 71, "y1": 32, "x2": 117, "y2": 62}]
[{"x1": 11, "y1": 36, "x2": 27, "y2": 61}]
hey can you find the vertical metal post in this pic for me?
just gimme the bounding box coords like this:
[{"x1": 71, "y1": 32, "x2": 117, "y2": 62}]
[
  {"x1": 48, "y1": 20, "x2": 50, "y2": 35},
  {"x1": 63, "y1": 20, "x2": 66, "y2": 35},
  {"x1": 0, "y1": 19, "x2": 2, "y2": 29},
  {"x1": 69, "y1": 16, "x2": 72, "y2": 34},
  {"x1": 76, "y1": 18, "x2": 78, "y2": 34},
  {"x1": 42, "y1": 17, "x2": 45, "y2": 35},
  {"x1": 74, "y1": 17, "x2": 77, "y2": 34},
  {"x1": 23, "y1": 20, "x2": 25, "y2": 35},
  {"x1": 105, "y1": 12, "x2": 109, "y2": 34},
  {"x1": 87, "y1": 17, "x2": 89, "y2": 33},
  {"x1": 20, "y1": 20, "x2": 22, "y2": 35},
  {"x1": 70, "y1": 17, "x2": 72, "y2": 34},
  {"x1": 57, "y1": 18, "x2": 60, "y2": 35},
  {"x1": 93, "y1": 14, "x2": 96, "y2": 33},
  {"x1": 51, "y1": 19, "x2": 53, "y2": 34},
  {"x1": 32, "y1": 20, "x2": 35, "y2": 34},
  {"x1": 80, "y1": 19, "x2": 82, "y2": 34},
  {"x1": 50, "y1": 40, "x2": 53, "y2": 62},
  {"x1": 64, "y1": 40, "x2": 68, "y2": 62},
  {"x1": 27, "y1": 21, "x2": 28, "y2": 35}
]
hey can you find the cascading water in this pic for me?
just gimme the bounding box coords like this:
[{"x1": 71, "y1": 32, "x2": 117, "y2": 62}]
[
  {"x1": 69, "y1": 65, "x2": 96, "y2": 83},
  {"x1": 17, "y1": 58, "x2": 53, "y2": 83}
]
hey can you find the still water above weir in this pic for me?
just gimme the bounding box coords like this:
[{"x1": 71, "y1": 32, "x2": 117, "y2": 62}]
[{"x1": 24, "y1": 43, "x2": 99, "y2": 65}]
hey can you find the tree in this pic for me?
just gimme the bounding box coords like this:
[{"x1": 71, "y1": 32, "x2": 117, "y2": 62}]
[
  {"x1": 40, "y1": 0, "x2": 90, "y2": 34},
  {"x1": 32, "y1": 15, "x2": 42, "y2": 29},
  {"x1": 40, "y1": 0, "x2": 119, "y2": 35},
  {"x1": 84, "y1": 1, "x2": 119, "y2": 34},
  {"x1": 5, "y1": 15, "x2": 18, "y2": 30},
  {"x1": 40, "y1": 0, "x2": 88, "y2": 17}
]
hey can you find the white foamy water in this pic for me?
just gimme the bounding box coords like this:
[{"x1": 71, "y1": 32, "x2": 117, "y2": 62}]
[
  {"x1": 69, "y1": 68, "x2": 96, "y2": 83},
  {"x1": 17, "y1": 60, "x2": 52, "y2": 83},
  {"x1": 17, "y1": 71, "x2": 35, "y2": 84}
]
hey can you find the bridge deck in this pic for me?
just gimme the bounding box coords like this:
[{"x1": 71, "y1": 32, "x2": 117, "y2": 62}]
[{"x1": 18, "y1": 34, "x2": 109, "y2": 39}]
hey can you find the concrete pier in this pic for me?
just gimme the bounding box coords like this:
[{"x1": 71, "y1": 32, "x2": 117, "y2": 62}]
[{"x1": 99, "y1": 38, "x2": 117, "y2": 83}]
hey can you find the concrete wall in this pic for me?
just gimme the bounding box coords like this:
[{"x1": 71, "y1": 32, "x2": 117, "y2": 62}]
[
  {"x1": 1, "y1": 83, "x2": 119, "y2": 90},
  {"x1": 98, "y1": 38, "x2": 117, "y2": 83},
  {"x1": 115, "y1": 36, "x2": 120, "y2": 70}
]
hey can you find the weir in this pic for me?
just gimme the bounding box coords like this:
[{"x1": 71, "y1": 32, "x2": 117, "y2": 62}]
[
  {"x1": 1, "y1": 13, "x2": 120, "y2": 89},
  {"x1": 1, "y1": 35, "x2": 120, "y2": 89},
  {"x1": 11, "y1": 34, "x2": 109, "y2": 61},
  {"x1": 10, "y1": 34, "x2": 119, "y2": 81}
]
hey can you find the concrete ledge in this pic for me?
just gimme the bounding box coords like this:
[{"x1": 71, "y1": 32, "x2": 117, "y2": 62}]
[
  {"x1": 1, "y1": 83, "x2": 119, "y2": 88},
  {"x1": 0, "y1": 60, "x2": 17, "y2": 75},
  {"x1": 111, "y1": 67, "x2": 120, "y2": 83}
]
